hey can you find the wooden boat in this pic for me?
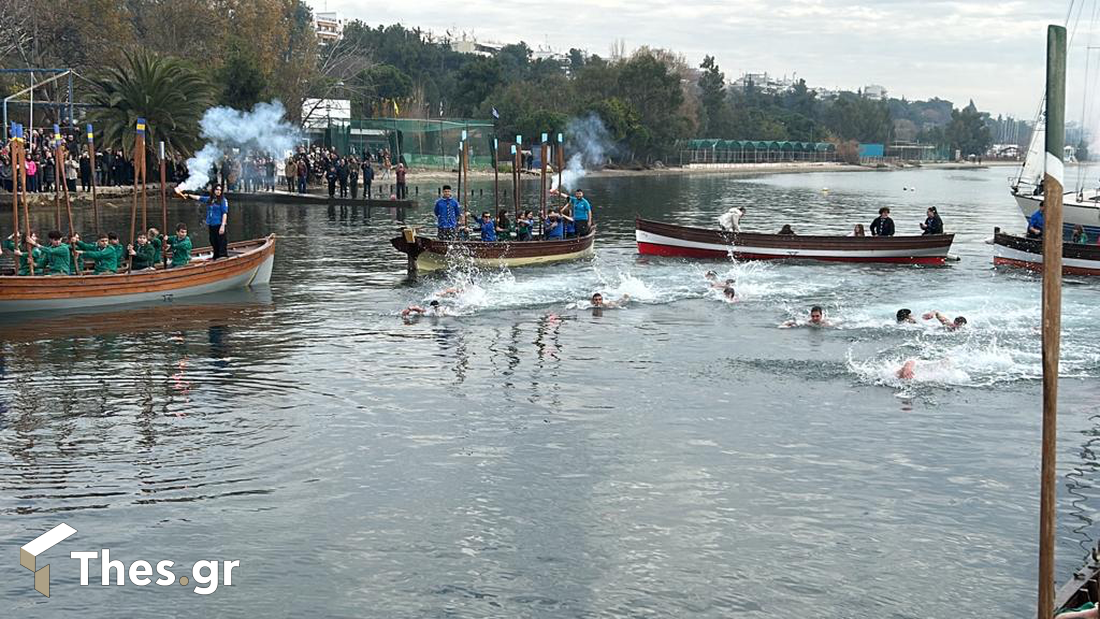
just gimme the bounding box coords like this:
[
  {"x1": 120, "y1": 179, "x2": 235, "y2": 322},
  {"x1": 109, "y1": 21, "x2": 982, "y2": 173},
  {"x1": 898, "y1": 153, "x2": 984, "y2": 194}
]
[
  {"x1": 0, "y1": 235, "x2": 276, "y2": 313},
  {"x1": 391, "y1": 227, "x2": 596, "y2": 272},
  {"x1": 635, "y1": 217, "x2": 954, "y2": 264},
  {"x1": 1048, "y1": 542, "x2": 1100, "y2": 616},
  {"x1": 992, "y1": 227, "x2": 1100, "y2": 275}
]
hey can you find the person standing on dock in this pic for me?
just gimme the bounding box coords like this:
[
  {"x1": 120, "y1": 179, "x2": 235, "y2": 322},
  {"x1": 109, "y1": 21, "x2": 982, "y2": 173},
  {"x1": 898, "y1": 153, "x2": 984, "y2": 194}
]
[
  {"x1": 557, "y1": 188, "x2": 592, "y2": 237},
  {"x1": 919, "y1": 207, "x2": 944, "y2": 235},
  {"x1": 434, "y1": 185, "x2": 462, "y2": 240},
  {"x1": 175, "y1": 184, "x2": 229, "y2": 260},
  {"x1": 396, "y1": 163, "x2": 408, "y2": 199},
  {"x1": 1026, "y1": 201, "x2": 1045, "y2": 239},
  {"x1": 870, "y1": 207, "x2": 895, "y2": 236},
  {"x1": 361, "y1": 160, "x2": 374, "y2": 199}
]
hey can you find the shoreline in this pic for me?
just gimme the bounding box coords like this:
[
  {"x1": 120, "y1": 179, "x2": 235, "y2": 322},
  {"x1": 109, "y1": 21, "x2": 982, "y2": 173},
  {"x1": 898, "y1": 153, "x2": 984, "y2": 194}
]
[{"x1": 4, "y1": 160, "x2": 1014, "y2": 206}]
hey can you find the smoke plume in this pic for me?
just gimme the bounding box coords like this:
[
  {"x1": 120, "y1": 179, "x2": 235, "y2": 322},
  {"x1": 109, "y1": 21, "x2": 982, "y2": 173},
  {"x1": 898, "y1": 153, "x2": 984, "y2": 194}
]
[
  {"x1": 555, "y1": 113, "x2": 616, "y2": 192},
  {"x1": 178, "y1": 101, "x2": 299, "y2": 191}
]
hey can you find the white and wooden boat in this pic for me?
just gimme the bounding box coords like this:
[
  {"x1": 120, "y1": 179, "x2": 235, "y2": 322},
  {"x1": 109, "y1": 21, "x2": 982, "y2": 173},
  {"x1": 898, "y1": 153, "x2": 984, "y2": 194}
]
[
  {"x1": 992, "y1": 227, "x2": 1100, "y2": 275},
  {"x1": 391, "y1": 227, "x2": 595, "y2": 272},
  {"x1": 635, "y1": 218, "x2": 954, "y2": 264},
  {"x1": 0, "y1": 235, "x2": 276, "y2": 313}
]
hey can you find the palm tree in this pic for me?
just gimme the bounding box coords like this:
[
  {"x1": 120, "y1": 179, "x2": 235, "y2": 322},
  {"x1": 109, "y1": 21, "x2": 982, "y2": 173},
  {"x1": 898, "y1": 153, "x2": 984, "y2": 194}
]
[{"x1": 88, "y1": 50, "x2": 214, "y2": 158}]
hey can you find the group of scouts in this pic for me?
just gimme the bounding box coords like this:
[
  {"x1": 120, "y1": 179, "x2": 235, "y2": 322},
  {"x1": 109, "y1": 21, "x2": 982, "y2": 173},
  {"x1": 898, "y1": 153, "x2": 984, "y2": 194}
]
[
  {"x1": 433, "y1": 186, "x2": 594, "y2": 242},
  {"x1": 2, "y1": 224, "x2": 193, "y2": 276}
]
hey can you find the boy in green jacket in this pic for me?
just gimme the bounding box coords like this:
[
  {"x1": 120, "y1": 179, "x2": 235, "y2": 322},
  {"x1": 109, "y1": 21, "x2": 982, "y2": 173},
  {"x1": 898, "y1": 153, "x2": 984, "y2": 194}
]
[
  {"x1": 128, "y1": 233, "x2": 157, "y2": 270},
  {"x1": 3, "y1": 232, "x2": 44, "y2": 275},
  {"x1": 31, "y1": 230, "x2": 74, "y2": 275},
  {"x1": 166, "y1": 223, "x2": 192, "y2": 268},
  {"x1": 147, "y1": 227, "x2": 163, "y2": 264},
  {"x1": 76, "y1": 233, "x2": 119, "y2": 274},
  {"x1": 107, "y1": 232, "x2": 124, "y2": 272}
]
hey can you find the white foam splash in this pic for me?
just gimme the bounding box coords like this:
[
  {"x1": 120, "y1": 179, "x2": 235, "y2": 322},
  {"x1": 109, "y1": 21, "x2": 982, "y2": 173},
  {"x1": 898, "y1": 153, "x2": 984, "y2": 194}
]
[{"x1": 179, "y1": 101, "x2": 299, "y2": 191}]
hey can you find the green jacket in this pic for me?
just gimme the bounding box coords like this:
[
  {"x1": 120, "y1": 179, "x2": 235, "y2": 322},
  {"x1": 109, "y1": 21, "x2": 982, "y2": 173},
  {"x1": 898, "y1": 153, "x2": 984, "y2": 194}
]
[
  {"x1": 110, "y1": 243, "x2": 125, "y2": 270},
  {"x1": 130, "y1": 242, "x2": 156, "y2": 270},
  {"x1": 150, "y1": 236, "x2": 163, "y2": 264},
  {"x1": 3, "y1": 239, "x2": 44, "y2": 275},
  {"x1": 167, "y1": 235, "x2": 192, "y2": 267},
  {"x1": 40, "y1": 244, "x2": 72, "y2": 275},
  {"x1": 82, "y1": 245, "x2": 119, "y2": 274}
]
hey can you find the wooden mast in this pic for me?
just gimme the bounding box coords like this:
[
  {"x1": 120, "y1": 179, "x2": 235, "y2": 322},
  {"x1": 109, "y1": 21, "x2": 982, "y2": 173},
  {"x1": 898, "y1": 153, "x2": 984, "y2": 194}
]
[
  {"x1": 1037, "y1": 23, "x2": 1066, "y2": 619},
  {"x1": 86, "y1": 124, "x2": 100, "y2": 235},
  {"x1": 493, "y1": 137, "x2": 500, "y2": 216},
  {"x1": 17, "y1": 125, "x2": 33, "y2": 275},
  {"x1": 539, "y1": 133, "x2": 548, "y2": 224},
  {"x1": 52, "y1": 125, "x2": 62, "y2": 231},
  {"x1": 557, "y1": 133, "x2": 564, "y2": 210},
  {"x1": 10, "y1": 124, "x2": 20, "y2": 253},
  {"x1": 128, "y1": 118, "x2": 146, "y2": 273}
]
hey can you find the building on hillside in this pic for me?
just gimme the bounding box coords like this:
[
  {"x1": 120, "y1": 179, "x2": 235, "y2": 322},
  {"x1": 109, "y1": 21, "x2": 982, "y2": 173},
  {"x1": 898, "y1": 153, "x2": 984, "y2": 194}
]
[
  {"x1": 863, "y1": 84, "x2": 888, "y2": 100},
  {"x1": 315, "y1": 11, "x2": 343, "y2": 43},
  {"x1": 449, "y1": 33, "x2": 504, "y2": 56},
  {"x1": 731, "y1": 72, "x2": 794, "y2": 94}
]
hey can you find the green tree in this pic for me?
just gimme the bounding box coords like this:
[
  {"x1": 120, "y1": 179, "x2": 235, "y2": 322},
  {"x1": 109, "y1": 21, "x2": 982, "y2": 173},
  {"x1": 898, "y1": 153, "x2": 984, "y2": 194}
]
[
  {"x1": 698, "y1": 55, "x2": 727, "y2": 137},
  {"x1": 568, "y1": 48, "x2": 585, "y2": 74},
  {"x1": 216, "y1": 38, "x2": 267, "y2": 109},
  {"x1": 946, "y1": 100, "x2": 992, "y2": 158},
  {"x1": 88, "y1": 50, "x2": 214, "y2": 157}
]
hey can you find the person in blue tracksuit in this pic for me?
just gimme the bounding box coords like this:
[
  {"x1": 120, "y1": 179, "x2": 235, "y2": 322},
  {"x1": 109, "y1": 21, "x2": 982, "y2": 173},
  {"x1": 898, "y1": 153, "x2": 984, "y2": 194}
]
[{"x1": 434, "y1": 185, "x2": 463, "y2": 239}]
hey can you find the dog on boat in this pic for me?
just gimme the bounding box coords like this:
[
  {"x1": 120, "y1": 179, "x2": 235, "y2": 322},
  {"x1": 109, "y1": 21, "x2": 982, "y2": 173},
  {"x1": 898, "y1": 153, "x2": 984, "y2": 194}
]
[{"x1": 718, "y1": 206, "x2": 745, "y2": 232}]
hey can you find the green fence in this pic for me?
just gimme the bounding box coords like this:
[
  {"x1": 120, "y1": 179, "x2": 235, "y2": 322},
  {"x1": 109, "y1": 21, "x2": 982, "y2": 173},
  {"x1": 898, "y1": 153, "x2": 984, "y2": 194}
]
[{"x1": 312, "y1": 117, "x2": 497, "y2": 169}]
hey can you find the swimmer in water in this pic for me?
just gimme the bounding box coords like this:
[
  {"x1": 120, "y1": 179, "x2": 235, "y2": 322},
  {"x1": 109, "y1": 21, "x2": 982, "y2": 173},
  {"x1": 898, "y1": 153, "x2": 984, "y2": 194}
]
[
  {"x1": 402, "y1": 300, "x2": 451, "y2": 317},
  {"x1": 590, "y1": 292, "x2": 630, "y2": 309},
  {"x1": 780, "y1": 305, "x2": 832, "y2": 328},
  {"x1": 923, "y1": 310, "x2": 967, "y2": 331},
  {"x1": 896, "y1": 308, "x2": 916, "y2": 324},
  {"x1": 896, "y1": 359, "x2": 917, "y2": 380},
  {"x1": 722, "y1": 285, "x2": 737, "y2": 302}
]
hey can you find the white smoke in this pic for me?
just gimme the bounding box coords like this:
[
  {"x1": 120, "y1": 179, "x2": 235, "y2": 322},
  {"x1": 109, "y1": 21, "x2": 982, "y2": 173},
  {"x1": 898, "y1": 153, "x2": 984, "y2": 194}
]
[
  {"x1": 178, "y1": 100, "x2": 299, "y2": 191},
  {"x1": 555, "y1": 113, "x2": 616, "y2": 192}
]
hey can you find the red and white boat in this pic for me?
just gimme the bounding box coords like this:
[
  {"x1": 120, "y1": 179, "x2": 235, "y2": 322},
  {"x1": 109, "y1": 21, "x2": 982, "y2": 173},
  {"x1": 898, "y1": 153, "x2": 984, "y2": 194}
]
[
  {"x1": 635, "y1": 218, "x2": 954, "y2": 265},
  {"x1": 992, "y1": 227, "x2": 1100, "y2": 275}
]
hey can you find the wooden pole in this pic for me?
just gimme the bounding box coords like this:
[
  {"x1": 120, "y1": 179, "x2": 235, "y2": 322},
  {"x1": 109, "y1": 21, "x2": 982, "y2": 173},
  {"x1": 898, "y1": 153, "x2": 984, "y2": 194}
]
[
  {"x1": 493, "y1": 137, "x2": 500, "y2": 215},
  {"x1": 10, "y1": 128, "x2": 19, "y2": 247},
  {"x1": 87, "y1": 124, "x2": 100, "y2": 235},
  {"x1": 52, "y1": 126, "x2": 62, "y2": 231},
  {"x1": 1038, "y1": 23, "x2": 1066, "y2": 619},
  {"x1": 19, "y1": 133, "x2": 33, "y2": 275},
  {"x1": 141, "y1": 143, "x2": 148, "y2": 234},
  {"x1": 540, "y1": 138, "x2": 548, "y2": 222},
  {"x1": 159, "y1": 141, "x2": 168, "y2": 267},
  {"x1": 128, "y1": 118, "x2": 146, "y2": 273}
]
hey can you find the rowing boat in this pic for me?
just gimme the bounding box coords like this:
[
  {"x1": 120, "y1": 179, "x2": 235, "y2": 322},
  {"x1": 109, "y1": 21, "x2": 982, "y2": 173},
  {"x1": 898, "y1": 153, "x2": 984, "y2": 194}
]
[
  {"x1": 992, "y1": 227, "x2": 1100, "y2": 275},
  {"x1": 0, "y1": 235, "x2": 276, "y2": 313},
  {"x1": 391, "y1": 227, "x2": 595, "y2": 272},
  {"x1": 635, "y1": 218, "x2": 954, "y2": 264}
]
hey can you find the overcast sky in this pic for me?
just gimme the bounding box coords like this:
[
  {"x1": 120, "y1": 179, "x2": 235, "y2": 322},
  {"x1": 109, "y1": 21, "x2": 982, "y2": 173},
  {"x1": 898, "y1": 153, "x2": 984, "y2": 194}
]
[{"x1": 310, "y1": 0, "x2": 1096, "y2": 119}]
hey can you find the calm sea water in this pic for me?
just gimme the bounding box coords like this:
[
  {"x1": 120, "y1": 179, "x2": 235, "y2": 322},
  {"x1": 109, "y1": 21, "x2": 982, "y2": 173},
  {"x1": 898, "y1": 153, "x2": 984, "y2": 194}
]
[{"x1": 2, "y1": 165, "x2": 1100, "y2": 618}]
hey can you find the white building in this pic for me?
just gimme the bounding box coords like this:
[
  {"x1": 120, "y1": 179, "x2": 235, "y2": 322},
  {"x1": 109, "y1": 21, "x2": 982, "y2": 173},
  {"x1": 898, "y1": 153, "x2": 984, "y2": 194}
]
[
  {"x1": 315, "y1": 11, "x2": 343, "y2": 43},
  {"x1": 863, "y1": 84, "x2": 888, "y2": 100},
  {"x1": 449, "y1": 33, "x2": 503, "y2": 57}
]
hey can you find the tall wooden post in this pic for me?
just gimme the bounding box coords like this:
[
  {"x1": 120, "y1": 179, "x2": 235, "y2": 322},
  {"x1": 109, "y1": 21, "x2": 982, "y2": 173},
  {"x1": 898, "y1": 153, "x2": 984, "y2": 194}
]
[
  {"x1": 1037, "y1": 23, "x2": 1066, "y2": 619},
  {"x1": 17, "y1": 125, "x2": 33, "y2": 275},
  {"x1": 86, "y1": 124, "x2": 100, "y2": 234},
  {"x1": 557, "y1": 132, "x2": 564, "y2": 202},
  {"x1": 129, "y1": 118, "x2": 146, "y2": 272},
  {"x1": 52, "y1": 124, "x2": 62, "y2": 231},
  {"x1": 141, "y1": 136, "x2": 148, "y2": 234},
  {"x1": 10, "y1": 123, "x2": 19, "y2": 246},
  {"x1": 493, "y1": 137, "x2": 500, "y2": 214},
  {"x1": 539, "y1": 133, "x2": 548, "y2": 222}
]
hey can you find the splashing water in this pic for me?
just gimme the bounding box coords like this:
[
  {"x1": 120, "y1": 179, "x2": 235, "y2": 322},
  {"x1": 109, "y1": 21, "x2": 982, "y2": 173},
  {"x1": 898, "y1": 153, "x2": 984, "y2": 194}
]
[
  {"x1": 555, "y1": 114, "x2": 616, "y2": 192},
  {"x1": 179, "y1": 101, "x2": 300, "y2": 191}
]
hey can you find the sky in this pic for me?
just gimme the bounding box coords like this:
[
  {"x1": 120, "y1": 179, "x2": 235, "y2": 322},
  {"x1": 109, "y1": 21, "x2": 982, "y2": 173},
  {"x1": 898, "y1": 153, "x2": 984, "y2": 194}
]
[{"x1": 310, "y1": 0, "x2": 1100, "y2": 120}]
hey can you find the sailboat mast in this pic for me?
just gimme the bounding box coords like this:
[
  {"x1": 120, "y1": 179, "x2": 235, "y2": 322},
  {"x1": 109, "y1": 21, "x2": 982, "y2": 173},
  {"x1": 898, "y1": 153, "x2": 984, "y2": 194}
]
[{"x1": 1037, "y1": 23, "x2": 1066, "y2": 619}]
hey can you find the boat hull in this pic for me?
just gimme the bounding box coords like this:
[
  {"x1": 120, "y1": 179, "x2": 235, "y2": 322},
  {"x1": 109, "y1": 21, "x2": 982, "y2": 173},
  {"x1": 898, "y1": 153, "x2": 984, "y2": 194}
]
[
  {"x1": 391, "y1": 230, "x2": 596, "y2": 272},
  {"x1": 635, "y1": 218, "x2": 954, "y2": 264},
  {"x1": 0, "y1": 235, "x2": 276, "y2": 312},
  {"x1": 1013, "y1": 190, "x2": 1100, "y2": 236},
  {"x1": 992, "y1": 230, "x2": 1100, "y2": 275}
]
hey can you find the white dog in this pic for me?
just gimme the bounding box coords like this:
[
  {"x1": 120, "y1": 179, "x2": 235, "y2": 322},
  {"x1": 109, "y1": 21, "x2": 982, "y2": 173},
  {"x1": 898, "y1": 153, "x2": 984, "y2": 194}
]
[{"x1": 718, "y1": 206, "x2": 745, "y2": 232}]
